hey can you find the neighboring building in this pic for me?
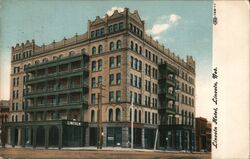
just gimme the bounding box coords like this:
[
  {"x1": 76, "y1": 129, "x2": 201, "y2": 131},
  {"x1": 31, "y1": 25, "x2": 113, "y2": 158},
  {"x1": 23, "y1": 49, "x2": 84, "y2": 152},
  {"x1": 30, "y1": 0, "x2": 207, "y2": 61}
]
[
  {"x1": 0, "y1": 100, "x2": 9, "y2": 144},
  {"x1": 195, "y1": 117, "x2": 211, "y2": 152},
  {"x1": 2, "y1": 8, "x2": 196, "y2": 150},
  {"x1": 206, "y1": 122, "x2": 211, "y2": 152}
]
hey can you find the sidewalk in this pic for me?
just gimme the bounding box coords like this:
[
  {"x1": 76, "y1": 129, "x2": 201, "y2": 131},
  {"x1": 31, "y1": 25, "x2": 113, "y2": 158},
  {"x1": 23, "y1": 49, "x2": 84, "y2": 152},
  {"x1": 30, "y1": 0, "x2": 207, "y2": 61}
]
[{"x1": 1, "y1": 145, "x2": 208, "y2": 154}]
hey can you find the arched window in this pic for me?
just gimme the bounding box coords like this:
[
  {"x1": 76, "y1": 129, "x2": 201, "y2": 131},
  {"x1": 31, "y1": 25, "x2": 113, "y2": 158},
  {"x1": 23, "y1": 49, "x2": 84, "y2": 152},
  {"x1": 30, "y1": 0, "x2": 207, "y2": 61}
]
[
  {"x1": 98, "y1": 45, "x2": 103, "y2": 54},
  {"x1": 109, "y1": 42, "x2": 114, "y2": 51},
  {"x1": 92, "y1": 47, "x2": 96, "y2": 55},
  {"x1": 134, "y1": 109, "x2": 137, "y2": 122},
  {"x1": 108, "y1": 109, "x2": 113, "y2": 121},
  {"x1": 35, "y1": 60, "x2": 40, "y2": 64},
  {"x1": 130, "y1": 41, "x2": 134, "y2": 50},
  {"x1": 116, "y1": 108, "x2": 121, "y2": 121},
  {"x1": 91, "y1": 110, "x2": 95, "y2": 122},
  {"x1": 139, "y1": 110, "x2": 141, "y2": 123},
  {"x1": 12, "y1": 115, "x2": 14, "y2": 122},
  {"x1": 42, "y1": 58, "x2": 48, "y2": 63},
  {"x1": 135, "y1": 43, "x2": 138, "y2": 52},
  {"x1": 117, "y1": 40, "x2": 122, "y2": 49}
]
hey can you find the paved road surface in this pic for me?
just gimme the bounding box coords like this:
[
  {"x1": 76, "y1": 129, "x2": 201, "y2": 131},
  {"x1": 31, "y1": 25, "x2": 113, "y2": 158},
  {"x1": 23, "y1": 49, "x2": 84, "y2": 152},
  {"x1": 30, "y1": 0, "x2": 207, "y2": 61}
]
[{"x1": 0, "y1": 148, "x2": 211, "y2": 159}]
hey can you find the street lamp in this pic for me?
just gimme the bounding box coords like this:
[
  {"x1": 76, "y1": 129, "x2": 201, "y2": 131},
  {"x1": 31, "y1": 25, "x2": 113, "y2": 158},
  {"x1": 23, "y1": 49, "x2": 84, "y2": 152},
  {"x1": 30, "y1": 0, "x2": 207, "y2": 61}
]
[{"x1": 165, "y1": 137, "x2": 168, "y2": 150}]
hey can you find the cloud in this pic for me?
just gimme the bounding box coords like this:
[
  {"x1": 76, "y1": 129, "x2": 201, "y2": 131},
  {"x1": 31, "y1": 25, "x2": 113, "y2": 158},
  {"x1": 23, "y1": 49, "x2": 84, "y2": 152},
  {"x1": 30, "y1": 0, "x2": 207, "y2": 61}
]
[
  {"x1": 151, "y1": 24, "x2": 170, "y2": 35},
  {"x1": 169, "y1": 14, "x2": 181, "y2": 23},
  {"x1": 147, "y1": 14, "x2": 181, "y2": 38},
  {"x1": 106, "y1": 7, "x2": 124, "y2": 16}
]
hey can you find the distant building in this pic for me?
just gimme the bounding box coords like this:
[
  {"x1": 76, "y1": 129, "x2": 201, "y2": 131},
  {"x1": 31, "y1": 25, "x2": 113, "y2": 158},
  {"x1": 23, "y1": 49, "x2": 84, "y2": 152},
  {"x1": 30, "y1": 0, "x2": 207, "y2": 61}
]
[
  {"x1": 3, "y1": 8, "x2": 196, "y2": 150},
  {"x1": 0, "y1": 100, "x2": 9, "y2": 144},
  {"x1": 195, "y1": 117, "x2": 211, "y2": 152},
  {"x1": 206, "y1": 122, "x2": 211, "y2": 152}
]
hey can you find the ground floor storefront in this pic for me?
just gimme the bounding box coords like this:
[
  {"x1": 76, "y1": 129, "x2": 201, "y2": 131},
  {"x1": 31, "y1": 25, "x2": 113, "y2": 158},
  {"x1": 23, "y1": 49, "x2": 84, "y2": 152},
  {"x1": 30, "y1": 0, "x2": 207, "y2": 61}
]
[
  {"x1": 2, "y1": 121, "x2": 195, "y2": 150},
  {"x1": 1, "y1": 120, "x2": 88, "y2": 149},
  {"x1": 158, "y1": 124, "x2": 195, "y2": 151}
]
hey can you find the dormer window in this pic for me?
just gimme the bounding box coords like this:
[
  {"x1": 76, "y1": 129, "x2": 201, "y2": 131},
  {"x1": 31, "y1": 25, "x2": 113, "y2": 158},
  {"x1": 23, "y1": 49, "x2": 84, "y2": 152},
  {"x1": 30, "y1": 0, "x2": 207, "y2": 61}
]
[
  {"x1": 108, "y1": 25, "x2": 113, "y2": 33},
  {"x1": 114, "y1": 24, "x2": 118, "y2": 32},
  {"x1": 119, "y1": 22, "x2": 124, "y2": 30},
  {"x1": 100, "y1": 28, "x2": 104, "y2": 35},
  {"x1": 96, "y1": 29, "x2": 100, "y2": 37},
  {"x1": 91, "y1": 31, "x2": 95, "y2": 38}
]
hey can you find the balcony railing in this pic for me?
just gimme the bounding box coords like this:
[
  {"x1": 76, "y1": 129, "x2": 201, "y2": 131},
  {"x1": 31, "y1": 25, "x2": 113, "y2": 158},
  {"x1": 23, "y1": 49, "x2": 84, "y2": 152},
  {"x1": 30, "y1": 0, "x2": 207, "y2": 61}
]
[
  {"x1": 26, "y1": 67, "x2": 88, "y2": 84},
  {"x1": 25, "y1": 83, "x2": 88, "y2": 98},
  {"x1": 25, "y1": 99, "x2": 88, "y2": 111}
]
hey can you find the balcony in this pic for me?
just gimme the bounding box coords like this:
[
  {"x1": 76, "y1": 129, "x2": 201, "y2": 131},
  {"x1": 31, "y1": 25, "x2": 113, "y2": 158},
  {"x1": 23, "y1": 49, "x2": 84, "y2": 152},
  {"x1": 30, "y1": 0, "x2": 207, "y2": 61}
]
[
  {"x1": 26, "y1": 67, "x2": 89, "y2": 85},
  {"x1": 25, "y1": 53, "x2": 89, "y2": 72},
  {"x1": 24, "y1": 83, "x2": 88, "y2": 98},
  {"x1": 25, "y1": 99, "x2": 88, "y2": 112}
]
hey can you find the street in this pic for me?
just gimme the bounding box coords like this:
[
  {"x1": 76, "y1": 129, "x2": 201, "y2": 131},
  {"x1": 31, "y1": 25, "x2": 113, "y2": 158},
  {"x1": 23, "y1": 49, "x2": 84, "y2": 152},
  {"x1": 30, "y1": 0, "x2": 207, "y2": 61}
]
[{"x1": 0, "y1": 148, "x2": 211, "y2": 159}]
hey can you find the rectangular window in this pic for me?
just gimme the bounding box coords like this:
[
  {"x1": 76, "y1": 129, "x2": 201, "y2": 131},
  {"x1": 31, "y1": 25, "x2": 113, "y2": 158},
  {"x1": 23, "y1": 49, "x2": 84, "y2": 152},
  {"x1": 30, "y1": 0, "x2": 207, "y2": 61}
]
[
  {"x1": 138, "y1": 94, "x2": 141, "y2": 105},
  {"x1": 130, "y1": 91, "x2": 133, "y2": 102},
  {"x1": 117, "y1": 55, "x2": 121, "y2": 67},
  {"x1": 134, "y1": 76, "x2": 138, "y2": 87},
  {"x1": 92, "y1": 61, "x2": 96, "y2": 71},
  {"x1": 91, "y1": 31, "x2": 95, "y2": 38},
  {"x1": 100, "y1": 28, "x2": 104, "y2": 35},
  {"x1": 131, "y1": 56, "x2": 133, "y2": 68},
  {"x1": 16, "y1": 103, "x2": 18, "y2": 111},
  {"x1": 130, "y1": 74, "x2": 133, "y2": 86},
  {"x1": 114, "y1": 24, "x2": 118, "y2": 32},
  {"x1": 108, "y1": 25, "x2": 113, "y2": 33},
  {"x1": 98, "y1": 76, "x2": 102, "y2": 84},
  {"x1": 116, "y1": 90, "x2": 121, "y2": 102},
  {"x1": 16, "y1": 77, "x2": 19, "y2": 86},
  {"x1": 109, "y1": 74, "x2": 114, "y2": 85},
  {"x1": 145, "y1": 111, "x2": 147, "y2": 123},
  {"x1": 119, "y1": 22, "x2": 123, "y2": 30},
  {"x1": 13, "y1": 78, "x2": 15, "y2": 86},
  {"x1": 109, "y1": 91, "x2": 114, "y2": 102},
  {"x1": 109, "y1": 57, "x2": 114, "y2": 68},
  {"x1": 96, "y1": 29, "x2": 100, "y2": 37},
  {"x1": 148, "y1": 97, "x2": 151, "y2": 106},
  {"x1": 98, "y1": 60, "x2": 102, "y2": 71},
  {"x1": 116, "y1": 73, "x2": 121, "y2": 85},
  {"x1": 145, "y1": 96, "x2": 147, "y2": 106},
  {"x1": 139, "y1": 78, "x2": 142, "y2": 88},
  {"x1": 139, "y1": 61, "x2": 142, "y2": 71},
  {"x1": 92, "y1": 77, "x2": 96, "y2": 88},
  {"x1": 148, "y1": 65, "x2": 151, "y2": 76},
  {"x1": 134, "y1": 92, "x2": 137, "y2": 104},
  {"x1": 91, "y1": 94, "x2": 96, "y2": 104},
  {"x1": 148, "y1": 112, "x2": 150, "y2": 124}
]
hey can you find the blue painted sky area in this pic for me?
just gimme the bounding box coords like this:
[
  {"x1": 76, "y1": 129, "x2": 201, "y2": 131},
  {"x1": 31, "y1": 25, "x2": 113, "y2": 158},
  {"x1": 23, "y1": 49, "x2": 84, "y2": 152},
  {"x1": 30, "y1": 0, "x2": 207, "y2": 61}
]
[{"x1": 0, "y1": 1, "x2": 212, "y2": 118}]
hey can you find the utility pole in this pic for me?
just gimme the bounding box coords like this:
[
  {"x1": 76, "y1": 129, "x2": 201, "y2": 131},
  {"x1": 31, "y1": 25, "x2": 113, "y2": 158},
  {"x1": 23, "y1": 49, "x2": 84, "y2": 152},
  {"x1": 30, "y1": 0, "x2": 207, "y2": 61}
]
[
  {"x1": 97, "y1": 82, "x2": 105, "y2": 149},
  {"x1": 130, "y1": 93, "x2": 134, "y2": 150}
]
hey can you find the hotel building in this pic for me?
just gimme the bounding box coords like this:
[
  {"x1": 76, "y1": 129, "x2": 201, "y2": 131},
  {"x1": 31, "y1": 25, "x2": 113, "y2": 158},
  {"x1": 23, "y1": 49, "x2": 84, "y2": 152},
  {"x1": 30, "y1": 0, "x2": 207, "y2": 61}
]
[{"x1": 2, "y1": 8, "x2": 196, "y2": 150}]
